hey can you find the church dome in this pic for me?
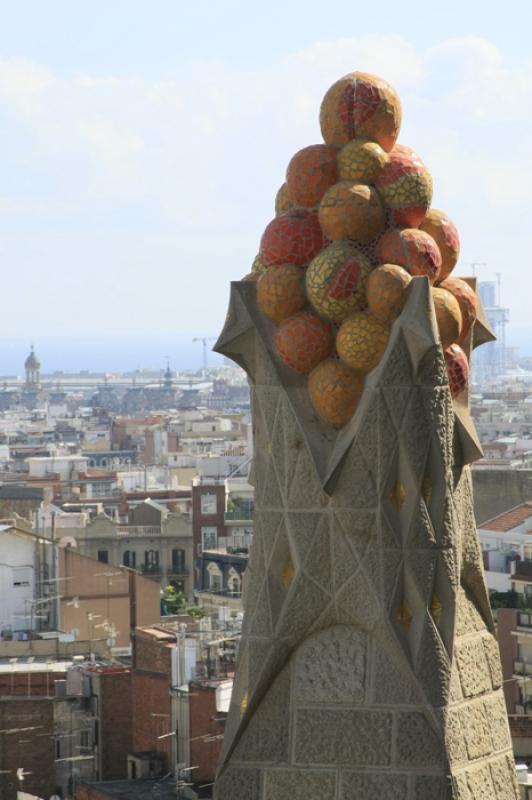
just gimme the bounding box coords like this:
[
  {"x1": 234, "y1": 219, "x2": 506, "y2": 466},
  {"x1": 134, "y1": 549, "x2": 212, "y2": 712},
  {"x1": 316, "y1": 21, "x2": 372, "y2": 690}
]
[{"x1": 25, "y1": 346, "x2": 41, "y2": 370}]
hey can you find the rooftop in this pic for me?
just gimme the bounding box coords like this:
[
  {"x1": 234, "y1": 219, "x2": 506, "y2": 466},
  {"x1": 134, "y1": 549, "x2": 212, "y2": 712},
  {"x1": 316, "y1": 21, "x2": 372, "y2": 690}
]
[{"x1": 480, "y1": 502, "x2": 532, "y2": 532}]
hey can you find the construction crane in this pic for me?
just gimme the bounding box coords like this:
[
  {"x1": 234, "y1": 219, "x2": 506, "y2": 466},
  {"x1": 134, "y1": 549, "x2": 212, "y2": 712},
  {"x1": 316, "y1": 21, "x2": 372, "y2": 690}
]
[{"x1": 192, "y1": 337, "x2": 216, "y2": 372}]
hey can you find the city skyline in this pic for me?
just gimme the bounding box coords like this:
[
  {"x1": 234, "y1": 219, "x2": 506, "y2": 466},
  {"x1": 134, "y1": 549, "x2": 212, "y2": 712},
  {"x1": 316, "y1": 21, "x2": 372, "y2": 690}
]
[{"x1": 0, "y1": 1, "x2": 530, "y2": 341}]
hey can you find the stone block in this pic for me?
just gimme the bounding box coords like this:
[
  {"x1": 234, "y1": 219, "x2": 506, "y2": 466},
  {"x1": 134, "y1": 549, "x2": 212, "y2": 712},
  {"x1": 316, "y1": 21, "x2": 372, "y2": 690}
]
[
  {"x1": 339, "y1": 771, "x2": 408, "y2": 799},
  {"x1": 414, "y1": 775, "x2": 451, "y2": 800},
  {"x1": 264, "y1": 768, "x2": 336, "y2": 799},
  {"x1": 446, "y1": 708, "x2": 469, "y2": 766},
  {"x1": 463, "y1": 702, "x2": 493, "y2": 761},
  {"x1": 482, "y1": 634, "x2": 503, "y2": 690},
  {"x1": 484, "y1": 694, "x2": 511, "y2": 752},
  {"x1": 293, "y1": 625, "x2": 367, "y2": 705},
  {"x1": 465, "y1": 763, "x2": 495, "y2": 800},
  {"x1": 294, "y1": 708, "x2": 392, "y2": 766},
  {"x1": 396, "y1": 711, "x2": 443, "y2": 768},
  {"x1": 455, "y1": 637, "x2": 491, "y2": 698},
  {"x1": 490, "y1": 753, "x2": 521, "y2": 800},
  {"x1": 215, "y1": 767, "x2": 261, "y2": 800},
  {"x1": 233, "y1": 665, "x2": 290, "y2": 764}
]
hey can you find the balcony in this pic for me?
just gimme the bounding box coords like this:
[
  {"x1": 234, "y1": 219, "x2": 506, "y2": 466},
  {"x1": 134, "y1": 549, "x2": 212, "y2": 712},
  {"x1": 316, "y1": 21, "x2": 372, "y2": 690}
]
[
  {"x1": 117, "y1": 525, "x2": 161, "y2": 537},
  {"x1": 518, "y1": 613, "x2": 532, "y2": 630},
  {"x1": 514, "y1": 660, "x2": 532, "y2": 677},
  {"x1": 224, "y1": 508, "x2": 254, "y2": 522},
  {"x1": 168, "y1": 566, "x2": 189, "y2": 577},
  {"x1": 140, "y1": 563, "x2": 162, "y2": 578}
]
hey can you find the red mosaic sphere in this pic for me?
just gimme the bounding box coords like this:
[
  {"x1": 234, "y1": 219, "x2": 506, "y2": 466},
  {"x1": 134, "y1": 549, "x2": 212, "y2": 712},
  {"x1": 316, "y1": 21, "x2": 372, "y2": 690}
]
[
  {"x1": 260, "y1": 209, "x2": 326, "y2": 267},
  {"x1": 419, "y1": 208, "x2": 460, "y2": 281},
  {"x1": 306, "y1": 241, "x2": 373, "y2": 322},
  {"x1": 320, "y1": 72, "x2": 402, "y2": 152},
  {"x1": 308, "y1": 359, "x2": 365, "y2": 428},
  {"x1": 319, "y1": 181, "x2": 385, "y2": 243},
  {"x1": 375, "y1": 144, "x2": 433, "y2": 227},
  {"x1": 432, "y1": 287, "x2": 463, "y2": 349},
  {"x1": 275, "y1": 309, "x2": 334, "y2": 374},
  {"x1": 375, "y1": 228, "x2": 442, "y2": 283},
  {"x1": 257, "y1": 264, "x2": 306, "y2": 323},
  {"x1": 444, "y1": 344, "x2": 469, "y2": 399},
  {"x1": 275, "y1": 183, "x2": 292, "y2": 215},
  {"x1": 438, "y1": 277, "x2": 477, "y2": 345},
  {"x1": 286, "y1": 144, "x2": 338, "y2": 208},
  {"x1": 366, "y1": 264, "x2": 412, "y2": 323}
]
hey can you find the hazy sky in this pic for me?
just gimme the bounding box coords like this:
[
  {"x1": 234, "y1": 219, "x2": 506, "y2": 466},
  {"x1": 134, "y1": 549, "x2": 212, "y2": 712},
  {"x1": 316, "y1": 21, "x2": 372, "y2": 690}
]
[{"x1": 0, "y1": 1, "x2": 530, "y2": 350}]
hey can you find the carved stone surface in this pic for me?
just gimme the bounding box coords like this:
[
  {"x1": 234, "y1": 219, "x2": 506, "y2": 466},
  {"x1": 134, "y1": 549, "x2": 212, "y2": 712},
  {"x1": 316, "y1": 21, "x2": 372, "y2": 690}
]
[{"x1": 213, "y1": 279, "x2": 519, "y2": 799}]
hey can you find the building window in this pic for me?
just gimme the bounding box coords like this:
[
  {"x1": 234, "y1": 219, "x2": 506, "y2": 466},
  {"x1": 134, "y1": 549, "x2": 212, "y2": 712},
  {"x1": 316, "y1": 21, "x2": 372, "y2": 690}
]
[
  {"x1": 227, "y1": 567, "x2": 241, "y2": 597},
  {"x1": 145, "y1": 550, "x2": 159, "y2": 567},
  {"x1": 97, "y1": 550, "x2": 109, "y2": 563},
  {"x1": 80, "y1": 729, "x2": 90, "y2": 749},
  {"x1": 201, "y1": 493, "x2": 217, "y2": 515},
  {"x1": 172, "y1": 548, "x2": 185, "y2": 572},
  {"x1": 207, "y1": 562, "x2": 223, "y2": 592},
  {"x1": 201, "y1": 527, "x2": 218, "y2": 551},
  {"x1": 123, "y1": 550, "x2": 136, "y2": 569}
]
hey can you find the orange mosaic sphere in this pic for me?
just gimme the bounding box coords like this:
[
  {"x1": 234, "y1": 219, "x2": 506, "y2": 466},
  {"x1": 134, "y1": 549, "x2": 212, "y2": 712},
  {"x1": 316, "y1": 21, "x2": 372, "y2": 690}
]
[
  {"x1": 419, "y1": 208, "x2": 460, "y2": 281},
  {"x1": 319, "y1": 181, "x2": 385, "y2": 243},
  {"x1": 438, "y1": 277, "x2": 477, "y2": 345},
  {"x1": 286, "y1": 144, "x2": 338, "y2": 208},
  {"x1": 309, "y1": 359, "x2": 365, "y2": 428},
  {"x1": 366, "y1": 264, "x2": 412, "y2": 323},
  {"x1": 319, "y1": 72, "x2": 402, "y2": 152},
  {"x1": 260, "y1": 208, "x2": 325, "y2": 267},
  {"x1": 257, "y1": 264, "x2": 306, "y2": 323},
  {"x1": 375, "y1": 144, "x2": 433, "y2": 227},
  {"x1": 444, "y1": 344, "x2": 469, "y2": 399},
  {"x1": 375, "y1": 228, "x2": 442, "y2": 283},
  {"x1": 336, "y1": 311, "x2": 390, "y2": 373},
  {"x1": 306, "y1": 241, "x2": 372, "y2": 322},
  {"x1": 275, "y1": 183, "x2": 292, "y2": 215},
  {"x1": 275, "y1": 309, "x2": 334, "y2": 374},
  {"x1": 432, "y1": 287, "x2": 463, "y2": 349},
  {"x1": 337, "y1": 139, "x2": 388, "y2": 183}
]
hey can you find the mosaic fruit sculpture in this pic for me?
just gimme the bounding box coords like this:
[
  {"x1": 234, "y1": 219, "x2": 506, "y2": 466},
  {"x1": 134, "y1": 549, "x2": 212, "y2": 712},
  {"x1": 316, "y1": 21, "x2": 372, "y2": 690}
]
[{"x1": 246, "y1": 70, "x2": 472, "y2": 427}]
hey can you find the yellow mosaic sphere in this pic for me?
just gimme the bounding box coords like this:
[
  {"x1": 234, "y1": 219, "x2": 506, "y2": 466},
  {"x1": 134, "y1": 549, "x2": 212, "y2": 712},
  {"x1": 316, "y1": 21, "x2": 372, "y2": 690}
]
[
  {"x1": 432, "y1": 287, "x2": 463, "y2": 349},
  {"x1": 308, "y1": 359, "x2": 365, "y2": 428},
  {"x1": 318, "y1": 181, "x2": 386, "y2": 243},
  {"x1": 275, "y1": 183, "x2": 292, "y2": 215},
  {"x1": 366, "y1": 264, "x2": 411, "y2": 323},
  {"x1": 337, "y1": 139, "x2": 388, "y2": 184},
  {"x1": 306, "y1": 241, "x2": 372, "y2": 322},
  {"x1": 251, "y1": 253, "x2": 267, "y2": 275},
  {"x1": 337, "y1": 311, "x2": 390, "y2": 373},
  {"x1": 257, "y1": 264, "x2": 306, "y2": 323}
]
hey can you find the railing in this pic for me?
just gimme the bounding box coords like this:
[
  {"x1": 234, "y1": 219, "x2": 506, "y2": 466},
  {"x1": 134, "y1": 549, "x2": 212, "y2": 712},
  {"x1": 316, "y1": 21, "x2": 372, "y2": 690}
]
[
  {"x1": 140, "y1": 564, "x2": 162, "y2": 576},
  {"x1": 117, "y1": 525, "x2": 161, "y2": 537},
  {"x1": 168, "y1": 566, "x2": 189, "y2": 577},
  {"x1": 224, "y1": 509, "x2": 254, "y2": 522},
  {"x1": 514, "y1": 660, "x2": 532, "y2": 676}
]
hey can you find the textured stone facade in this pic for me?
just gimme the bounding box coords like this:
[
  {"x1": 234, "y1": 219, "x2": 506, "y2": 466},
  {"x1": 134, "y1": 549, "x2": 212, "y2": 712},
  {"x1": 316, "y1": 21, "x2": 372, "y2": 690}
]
[{"x1": 214, "y1": 278, "x2": 519, "y2": 799}]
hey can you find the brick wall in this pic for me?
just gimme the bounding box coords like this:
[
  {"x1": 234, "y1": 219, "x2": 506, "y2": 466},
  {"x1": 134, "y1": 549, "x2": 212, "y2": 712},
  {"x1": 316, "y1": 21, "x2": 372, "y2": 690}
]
[
  {"x1": 189, "y1": 684, "x2": 225, "y2": 783},
  {"x1": 0, "y1": 698, "x2": 55, "y2": 800},
  {"x1": 0, "y1": 670, "x2": 64, "y2": 697},
  {"x1": 131, "y1": 671, "x2": 171, "y2": 767},
  {"x1": 134, "y1": 630, "x2": 174, "y2": 674},
  {"x1": 96, "y1": 669, "x2": 133, "y2": 780},
  {"x1": 496, "y1": 608, "x2": 519, "y2": 713}
]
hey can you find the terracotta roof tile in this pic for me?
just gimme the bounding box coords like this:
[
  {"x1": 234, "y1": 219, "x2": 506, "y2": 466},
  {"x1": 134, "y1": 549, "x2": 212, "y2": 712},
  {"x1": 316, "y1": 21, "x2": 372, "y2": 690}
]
[{"x1": 481, "y1": 502, "x2": 532, "y2": 532}]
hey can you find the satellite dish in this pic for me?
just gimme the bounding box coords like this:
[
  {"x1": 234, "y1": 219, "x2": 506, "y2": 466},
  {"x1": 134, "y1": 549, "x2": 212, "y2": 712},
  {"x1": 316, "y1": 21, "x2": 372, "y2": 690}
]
[{"x1": 58, "y1": 536, "x2": 77, "y2": 549}]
